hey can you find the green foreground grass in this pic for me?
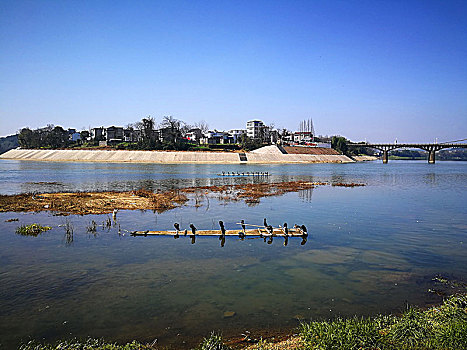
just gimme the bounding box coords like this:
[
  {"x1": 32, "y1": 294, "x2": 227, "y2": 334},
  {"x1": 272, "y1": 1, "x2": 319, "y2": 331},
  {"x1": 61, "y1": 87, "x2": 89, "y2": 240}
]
[
  {"x1": 19, "y1": 294, "x2": 467, "y2": 350},
  {"x1": 299, "y1": 294, "x2": 467, "y2": 350}
]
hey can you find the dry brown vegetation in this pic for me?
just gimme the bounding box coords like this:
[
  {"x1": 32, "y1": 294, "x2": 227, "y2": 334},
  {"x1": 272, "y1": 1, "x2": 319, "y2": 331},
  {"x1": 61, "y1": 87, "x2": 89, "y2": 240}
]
[
  {"x1": 332, "y1": 182, "x2": 366, "y2": 187},
  {"x1": 0, "y1": 181, "x2": 365, "y2": 215},
  {"x1": 181, "y1": 181, "x2": 329, "y2": 203},
  {"x1": 0, "y1": 190, "x2": 188, "y2": 215}
]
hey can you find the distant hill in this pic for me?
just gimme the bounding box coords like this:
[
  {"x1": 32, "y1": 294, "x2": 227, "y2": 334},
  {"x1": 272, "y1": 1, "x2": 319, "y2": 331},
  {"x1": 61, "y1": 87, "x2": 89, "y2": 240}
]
[{"x1": 0, "y1": 134, "x2": 19, "y2": 154}]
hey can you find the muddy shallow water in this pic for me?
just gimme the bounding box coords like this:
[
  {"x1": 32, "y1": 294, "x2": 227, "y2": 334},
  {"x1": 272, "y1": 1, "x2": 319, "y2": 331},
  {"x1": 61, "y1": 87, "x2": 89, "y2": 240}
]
[{"x1": 0, "y1": 160, "x2": 466, "y2": 349}]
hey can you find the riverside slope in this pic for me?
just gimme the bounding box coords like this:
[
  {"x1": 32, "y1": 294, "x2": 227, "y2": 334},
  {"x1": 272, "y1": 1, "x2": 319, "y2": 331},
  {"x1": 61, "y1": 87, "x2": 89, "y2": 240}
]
[{"x1": 0, "y1": 146, "x2": 353, "y2": 163}]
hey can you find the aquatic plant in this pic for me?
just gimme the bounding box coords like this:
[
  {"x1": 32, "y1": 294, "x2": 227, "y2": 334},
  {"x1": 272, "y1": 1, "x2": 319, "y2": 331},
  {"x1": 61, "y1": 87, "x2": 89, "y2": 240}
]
[
  {"x1": 5, "y1": 217, "x2": 19, "y2": 222},
  {"x1": 63, "y1": 219, "x2": 74, "y2": 245},
  {"x1": 15, "y1": 223, "x2": 51, "y2": 236},
  {"x1": 86, "y1": 220, "x2": 97, "y2": 233}
]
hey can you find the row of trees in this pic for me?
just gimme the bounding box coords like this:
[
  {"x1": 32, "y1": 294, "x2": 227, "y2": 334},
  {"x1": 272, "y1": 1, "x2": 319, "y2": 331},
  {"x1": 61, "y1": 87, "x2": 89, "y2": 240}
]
[
  {"x1": 128, "y1": 116, "x2": 264, "y2": 151},
  {"x1": 18, "y1": 125, "x2": 72, "y2": 149},
  {"x1": 126, "y1": 116, "x2": 210, "y2": 151},
  {"x1": 331, "y1": 136, "x2": 375, "y2": 156}
]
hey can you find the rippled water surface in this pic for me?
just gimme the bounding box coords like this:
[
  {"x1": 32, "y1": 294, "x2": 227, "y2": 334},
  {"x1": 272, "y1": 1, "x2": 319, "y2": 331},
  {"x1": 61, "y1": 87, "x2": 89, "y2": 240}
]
[{"x1": 0, "y1": 160, "x2": 466, "y2": 349}]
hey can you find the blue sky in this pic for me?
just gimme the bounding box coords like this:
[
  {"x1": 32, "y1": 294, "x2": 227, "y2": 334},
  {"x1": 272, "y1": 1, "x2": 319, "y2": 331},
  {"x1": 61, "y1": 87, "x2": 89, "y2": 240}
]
[{"x1": 1, "y1": 0, "x2": 466, "y2": 142}]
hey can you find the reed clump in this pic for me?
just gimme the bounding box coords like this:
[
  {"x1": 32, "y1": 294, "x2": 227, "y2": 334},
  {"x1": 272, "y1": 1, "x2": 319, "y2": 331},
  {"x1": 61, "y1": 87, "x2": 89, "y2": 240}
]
[
  {"x1": 15, "y1": 223, "x2": 51, "y2": 236},
  {"x1": 194, "y1": 332, "x2": 232, "y2": 350}
]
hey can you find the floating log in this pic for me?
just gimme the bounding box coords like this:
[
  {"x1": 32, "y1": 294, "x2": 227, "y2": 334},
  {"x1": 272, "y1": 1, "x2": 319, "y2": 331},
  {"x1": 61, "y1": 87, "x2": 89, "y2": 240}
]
[
  {"x1": 130, "y1": 228, "x2": 305, "y2": 237},
  {"x1": 218, "y1": 172, "x2": 269, "y2": 177}
]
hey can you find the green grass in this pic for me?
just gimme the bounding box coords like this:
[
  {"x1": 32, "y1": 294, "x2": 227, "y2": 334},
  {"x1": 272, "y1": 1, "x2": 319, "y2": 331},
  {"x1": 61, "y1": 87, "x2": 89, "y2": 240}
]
[
  {"x1": 18, "y1": 338, "x2": 150, "y2": 350},
  {"x1": 300, "y1": 294, "x2": 467, "y2": 350},
  {"x1": 194, "y1": 332, "x2": 231, "y2": 350},
  {"x1": 15, "y1": 223, "x2": 52, "y2": 236}
]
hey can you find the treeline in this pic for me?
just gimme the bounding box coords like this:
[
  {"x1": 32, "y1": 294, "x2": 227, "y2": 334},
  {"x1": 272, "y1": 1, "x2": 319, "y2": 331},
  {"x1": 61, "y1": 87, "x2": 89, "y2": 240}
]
[
  {"x1": 331, "y1": 136, "x2": 375, "y2": 156},
  {"x1": 15, "y1": 116, "x2": 265, "y2": 152},
  {"x1": 119, "y1": 116, "x2": 262, "y2": 151},
  {"x1": 0, "y1": 134, "x2": 19, "y2": 154},
  {"x1": 17, "y1": 125, "x2": 74, "y2": 149},
  {"x1": 390, "y1": 149, "x2": 467, "y2": 160}
]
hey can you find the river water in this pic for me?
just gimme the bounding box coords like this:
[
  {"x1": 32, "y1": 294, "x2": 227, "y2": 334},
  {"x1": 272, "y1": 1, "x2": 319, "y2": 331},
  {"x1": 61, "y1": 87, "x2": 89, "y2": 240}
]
[{"x1": 0, "y1": 160, "x2": 466, "y2": 349}]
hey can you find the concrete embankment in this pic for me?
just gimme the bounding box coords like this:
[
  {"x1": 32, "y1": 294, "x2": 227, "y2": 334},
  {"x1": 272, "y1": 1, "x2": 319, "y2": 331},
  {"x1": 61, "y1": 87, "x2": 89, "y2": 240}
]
[{"x1": 0, "y1": 148, "x2": 354, "y2": 164}]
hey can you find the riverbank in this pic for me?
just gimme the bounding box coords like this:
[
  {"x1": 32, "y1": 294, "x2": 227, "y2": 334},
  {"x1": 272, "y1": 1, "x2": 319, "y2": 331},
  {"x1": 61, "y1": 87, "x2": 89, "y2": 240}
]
[
  {"x1": 0, "y1": 148, "x2": 353, "y2": 164},
  {"x1": 18, "y1": 292, "x2": 467, "y2": 350}
]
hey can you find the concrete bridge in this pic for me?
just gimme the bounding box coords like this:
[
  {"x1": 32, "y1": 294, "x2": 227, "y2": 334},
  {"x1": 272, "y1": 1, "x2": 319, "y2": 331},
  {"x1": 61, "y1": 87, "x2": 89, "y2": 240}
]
[{"x1": 347, "y1": 142, "x2": 467, "y2": 163}]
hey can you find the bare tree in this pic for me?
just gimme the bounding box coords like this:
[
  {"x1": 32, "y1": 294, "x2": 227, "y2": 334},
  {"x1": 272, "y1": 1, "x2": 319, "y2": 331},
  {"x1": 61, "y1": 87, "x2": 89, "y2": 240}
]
[
  {"x1": 194, "y1": 120, "x2": 209, "y2": 133},
  {"x1": 160, "y1": 116, "x2": 183, "y2": 143},
  {"x1": 180, "y1": 123, "x2": 192, "y2": 137},
  {"x1": 160, "y1": 116, "x2": 181, "y2": 129}
]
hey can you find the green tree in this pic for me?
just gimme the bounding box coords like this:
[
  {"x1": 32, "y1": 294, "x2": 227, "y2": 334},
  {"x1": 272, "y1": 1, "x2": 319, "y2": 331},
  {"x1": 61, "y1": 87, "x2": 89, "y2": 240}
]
[
  {"x1": 239, "y1": 134, "x2": 261, "y2": 151},
  {"x1": 18, "y1": 128, "x2": 34, "y2": 148},
  {"x1": 331, "y1": 136, "x2": 348, "y2": 155}
]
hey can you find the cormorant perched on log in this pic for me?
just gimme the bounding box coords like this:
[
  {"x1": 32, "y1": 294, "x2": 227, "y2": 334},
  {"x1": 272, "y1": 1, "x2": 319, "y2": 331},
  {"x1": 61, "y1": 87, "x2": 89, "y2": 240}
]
[
  {"x1": 189, "y1": 223, "x2": 197, "y2": 235},
  {"x1": 283, "y1": 223, "x2": 289, "y2": 236},
  {"x1": 239, "y1": 220, "x2": 246, "y2": 239},
  {"x1": 263, "y1": 218, "x2": 268, "y2": 227},
  {"x1": 219, "y1": 220, "x2": 226, "y2": 236},
  {"x1": 173, "y1": 223, "x2": 180, "y2": 238},
  {"x1": 267, "y1": 225, "x2": 274, "y2": 235},
  {"x1": 301, "y1": 224, "x2": 308, "y2": 236}
]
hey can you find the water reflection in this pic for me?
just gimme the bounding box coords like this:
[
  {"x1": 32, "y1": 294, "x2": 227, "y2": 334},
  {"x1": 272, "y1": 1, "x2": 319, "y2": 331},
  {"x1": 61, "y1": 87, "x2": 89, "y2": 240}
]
[{"x1": 298, "y1": 188, "x2": 314, "y2": 202}]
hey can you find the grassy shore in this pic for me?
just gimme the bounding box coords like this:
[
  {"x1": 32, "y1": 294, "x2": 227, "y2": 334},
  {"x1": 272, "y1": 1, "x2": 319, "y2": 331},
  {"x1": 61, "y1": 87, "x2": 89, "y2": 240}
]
[{"x1": 19, "y1": 293, "x2": 466, "y2": 350}]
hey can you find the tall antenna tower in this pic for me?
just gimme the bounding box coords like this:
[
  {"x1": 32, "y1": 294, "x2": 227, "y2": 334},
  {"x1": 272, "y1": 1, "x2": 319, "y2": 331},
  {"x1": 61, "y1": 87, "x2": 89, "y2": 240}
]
[{"x1": 298, "y1": 118, "x2": 314, "y2": 141}]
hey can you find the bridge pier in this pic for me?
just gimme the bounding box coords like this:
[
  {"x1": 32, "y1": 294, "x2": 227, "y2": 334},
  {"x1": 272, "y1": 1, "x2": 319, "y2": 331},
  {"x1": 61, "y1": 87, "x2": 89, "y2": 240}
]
[
  {"x1": 428, "y1": 150, "x2": 436, "y2": 164},
  {"x1": 382, "y1": 150, "x2": 388, "y2": 164}
]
